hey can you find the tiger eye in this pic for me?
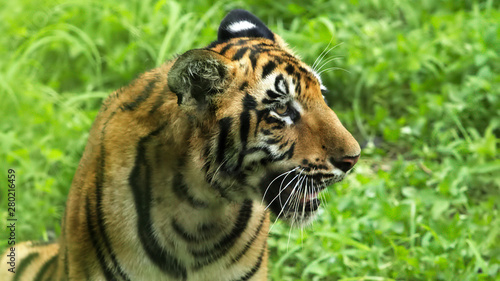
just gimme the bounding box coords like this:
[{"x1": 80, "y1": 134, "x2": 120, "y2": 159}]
[{"x1": 275, "y1": 104, "x2": 288, "y2": 115}]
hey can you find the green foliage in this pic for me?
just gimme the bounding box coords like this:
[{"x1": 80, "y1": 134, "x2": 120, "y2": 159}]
[{"x1": 1, "y1": 0, "x2": 498, "y2": 280}]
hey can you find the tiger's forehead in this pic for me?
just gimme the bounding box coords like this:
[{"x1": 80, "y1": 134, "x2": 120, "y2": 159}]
[{"x1": 208, "y1": 38, "x2": 324, "y2": 101}]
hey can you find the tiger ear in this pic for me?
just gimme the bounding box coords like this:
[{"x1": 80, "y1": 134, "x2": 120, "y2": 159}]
[
  {"x1": 217, "y1": 9, "x2": 289, "y2": 50},
  {"x1": 168, "y1": 49, "x2": 231, "y2": 106},
  {"x1": 218, "y1": 9, "x2": 274, "y2": 42}
]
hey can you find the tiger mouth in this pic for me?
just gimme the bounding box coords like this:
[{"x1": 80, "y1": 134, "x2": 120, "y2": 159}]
[{"x1": 260, "y1": 169, "x2": 340, "y2": 221}]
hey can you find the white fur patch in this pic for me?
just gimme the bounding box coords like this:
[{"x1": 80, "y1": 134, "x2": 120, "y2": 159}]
[
  {"x1": 270, "y1": 111, "x2": 293, "y2": 125},
  {"x1": 227, "y1": 21, "x2": 257, "y2": 33},
  {"x1": 312, "y1": 70, "x2": 327, "y2": 92},
  {"x1": 292, "y1": 100, "x2": 303, "y2": 114},
  {"x1": 312, "y1": 70, "x2": 322, "y2": 83},
  {"x1": 277, "y1": 77, "x2": 287, "y2": 94}
]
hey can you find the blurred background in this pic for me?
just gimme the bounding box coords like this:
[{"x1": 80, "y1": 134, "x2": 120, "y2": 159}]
[{"x1": 0, "y1": 0, "x2": 498, "y2": 280}]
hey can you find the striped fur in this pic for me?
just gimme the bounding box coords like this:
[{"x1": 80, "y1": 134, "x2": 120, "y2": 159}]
[{"x1": 1, "y1": 10, "x2": 360, "y2": 280}]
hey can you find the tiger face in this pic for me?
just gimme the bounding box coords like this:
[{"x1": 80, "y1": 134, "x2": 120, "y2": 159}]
[{"x1": 169, "y1": 10, "x2": 360, "y2": 226}]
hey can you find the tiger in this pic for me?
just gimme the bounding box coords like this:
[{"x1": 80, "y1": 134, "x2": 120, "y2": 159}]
[{"x1": 1, "y1": 9, "x2": 360, "y2": 281}]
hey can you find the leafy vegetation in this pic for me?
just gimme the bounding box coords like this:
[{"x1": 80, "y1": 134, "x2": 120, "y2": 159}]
[{"x1": 1, "y1": 0, "x2": 498, "y2": 280}]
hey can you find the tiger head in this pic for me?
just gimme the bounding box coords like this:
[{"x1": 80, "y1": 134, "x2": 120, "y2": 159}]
[{"x1": 168, "y1": 10, "x2": 360, "y2": 226}]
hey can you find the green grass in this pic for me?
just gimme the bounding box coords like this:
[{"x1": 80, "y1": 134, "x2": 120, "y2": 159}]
[{"x1": 1, "y1": 0, "x2": 499, "y2": 280}]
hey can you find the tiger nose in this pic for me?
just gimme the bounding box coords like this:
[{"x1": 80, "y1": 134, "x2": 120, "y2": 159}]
[{"x1": 331, "y1": 155, "x2": 360, "y2": 173}]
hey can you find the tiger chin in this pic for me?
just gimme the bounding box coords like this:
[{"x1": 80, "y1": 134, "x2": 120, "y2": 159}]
[{"x1": 1, "y1": 9, "x2": 360, "y2": 281}]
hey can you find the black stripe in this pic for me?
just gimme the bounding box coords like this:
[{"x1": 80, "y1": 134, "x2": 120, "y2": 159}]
[
  {"x1": 293, "y1": 71, "x2": 302, "y2": 82},
  {"x1": 172, "y1": 173, "x2": 208, "y2": 208},
  {"x1": 248, "y1": 49, "x2": 259, "y2": 70},
  {"x1": 235, "y1": 39, "x2": 249, "y2": 45},
  {"x1": 243, "y1": 94, "x2": 257, "y2": 110},
  {"x1": 220, "y1": 43, "x2": 234, "y2": 56},
  {"x1": 261, "y1": 61, "x2": 276, "y2": 79},
  {"x1": 253, "y1": 109, "x2": 267, "y2": 137},
  {"x1": 244, "y1": 146, "x2": 272, "y2": 156},
  {"x1": 285, "y1": 64, "x2": 295, "y2": 75},
  {"x1": 274, "y1": 56, "x2": 284, "y2": 65},
  {"x1": 295, "y1": 79, "x2": 302, "y2": 95},
  {"x1": 239, "y1": 111, "x2": 251, "y2": 149},
  {"x1": 265, "y1": 136, "x2": 283, "y2": 144},
  {"x1": 266, "y1": 90, "x2": 282, "y2": 99},
  {"x1": 256, "y1": 42, "x2": 274, "y2": 48},
  {"x1": 239, "y1": 81, "x2": 249, "y2": 91},
  {"x1": 120, "y1": 76, "x2": 158, "y2": 111},
  {"x1": 232, "y1": 47, "x2": 249, "y2": 61},
  {"x1": 298, "y1": 66, "x2": 309, "y2": 74},
  {"x1": 255, "y1": 142, "x2": 294, "y2": 162},
  {"x1": 171, "y1": 219, "x2": 220, "y2": 243},
  {"x1": 230, "y1": 213, "x2": 266, "y2": 264},
  {"x1": 129, "y1": 123, "x2": 187, "y2": 280},
  {"x1": 265, "y1": 116, "x2": 285, "y2": 126},
  {"x1": 197, "y1": 222, "x2": 223, "y2": 235},
  {"x1": 148, "y1": 92, "x2": 165, "y2": 115},
  {"x1": 245, "y1": 142, "x2": 294, "y2": 162},
  {"x1": 216, "y1": 117, "x2": 233, "y2": 164},
  {"x1": 234, "y1": 242, "x2": 266, "y2": 281},
  {"x1": 212, "y1": 181, "x2": 231, "y2": 199},
  {"x1": 261, "y1": 129, "x2": 272, "y2": 135},
  {"x1": 192, "y1": 200, "x2": 253, "y2": 269},
  {"x1": 43, "y1": 255, "x2": 58, "y2": 281},
  {"x1": 262, "y1": 98, "x2": 278, "y2": 105},
  {"x1": 280, "y1": 143, "x2": 295, "y2": 160},
  {"x1": 278, "y1": 140, "x2": 289, "y2": 150},
  {"x1": 236, "y1": 107, "x2": 251, "y2": 171},
  {"x1": 13, "y1": 252, "x2": 40, "y2": 281},
  {"x1": 282, "y1": 52, "x2": 299, "y2": 61},
  {"x1": 95, "y1": 112, "x2": 131, "y2": 281},
  {"x1": 171, "y1": 219, "x2": 202, "y2": 243},
  {"x1": 34, "y1": 254, "x2": 57, "y2": 281},
  {"x1": 274, "y1": 74, "x2": 289, "y2": 95},
  {"x1": 85, "y1": 196, "x2": 116, "y2": 280}
]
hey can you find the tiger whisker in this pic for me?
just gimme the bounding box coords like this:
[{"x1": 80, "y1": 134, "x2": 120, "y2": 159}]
[
  {"x1": 318, "y1": 66, "x2": 351, "y2": 75},
  {"x1": 312, "y1": 37, "x2": 334, "y2": 71},
  {"x1": 312, "y1": 42, "x2": 344, "y2": 72},
  {"x1": 319, "y1": 180, "x2": 329, "y2": 214},
  {"x1": 261, "y1": 167, "x2": 298, "y2": 205},
  {"x1": 316, "y1": 56, "x2": 343, "y2": 73},
  {"x1": 277, "y1": 168, "x2": 302, "y2": 209},
  {"x1": 264, "y1": 170, "x2": 302, "y2": 211},
  {"x1": 275, "y1": 171, "x2": 306, "y2": 218},
  {"x1": 278, "y1": 168, "x2": 306, "y2": 209},
  {"x1": 310, "y1": 177, "x2": 318, "y2": 229},
  {"x1": 269, "y1": 173, "x2": 306, "y2": 232},
  {"x1": 301, "y1": 169, "x2": 316, "y2": 227},
  {"x1": 210, "y1": 157, "x2": 229, "y2": 184}
]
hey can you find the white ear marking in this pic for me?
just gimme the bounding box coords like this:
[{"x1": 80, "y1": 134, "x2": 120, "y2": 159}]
[{"x1": 227, "y1": 21, "x2": 257, "y2": 33}]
